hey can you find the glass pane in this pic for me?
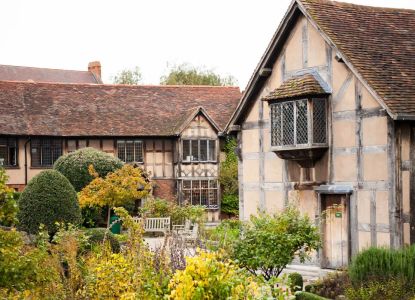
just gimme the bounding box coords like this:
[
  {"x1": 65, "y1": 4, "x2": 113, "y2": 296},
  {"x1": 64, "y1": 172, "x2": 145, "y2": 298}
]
[
  {"x1": 208, "y1": 140, "x2": 216, "y2": 161},
  {"x1": 313, "y1": 98, "x2": 327, "y2": 144},
  {"x1": 117, "y1": 141, "x2": 126, "y2": 162},
  {"x1": 183, "y1": 180, "x2": 191, "y2": 189},
  {"x1": 199, "y1": 140, "x2": 207, "y2": 161},
  {"x1": 282, "y1": 102, "x2": 295, "y2": 145},
  {"x1": 42, "y1": 139, "x2": 52, "y2": 166},
  {"x1": 51, "y1": 140, "x2": 62, "y2": 164},
  {"x1": 8, "y1": 144, "x2": 16, "y2": 166},
  {"x1": 125, "y1": 141, "x2": 134, "y2": 162},
  {"x1": 296, "y1": 100, "x2": 308, "y2": 144},
  {"x1": 271, "y1": 104, "x2": 282, "y2": 146},
  {"x1": 134, "y1": 141, "x2": 143, "y2": 162},
  {"x1": 183, "y1": 140, "x2": 191, "y2": 161},
  {"x1": 0, "y1": 145, "x2": 7, "y2": 166},
  {"x1": 31, "y1": 139, "x2": 41, "y2": 167},
  {"x1": 191, "y1": 140, "x2": 199, "y2": 161}
]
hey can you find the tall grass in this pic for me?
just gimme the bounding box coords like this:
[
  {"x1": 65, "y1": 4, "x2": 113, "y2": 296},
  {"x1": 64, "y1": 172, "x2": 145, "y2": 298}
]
[{"x1": 349, "y1": 245, "x2": 415, "y2": 284}]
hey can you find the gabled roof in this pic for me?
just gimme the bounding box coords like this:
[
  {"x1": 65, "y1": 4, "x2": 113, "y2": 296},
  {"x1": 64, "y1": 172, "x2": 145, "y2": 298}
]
[
  {"x1": 0, "y1": 64, "x2": 101, "y2": 84},
  {"x1": 173, "y1": 106, "x2": 221, "y2": 135},
  {"x1": 0, "y1": 81, "x2": 240, "y2": 137},
  {"x1": 227, "y1": 0, "x2": 415, "y2": 129},
  {"x1": 263, "y1": 73, "x2": 329, "y2": 101}
]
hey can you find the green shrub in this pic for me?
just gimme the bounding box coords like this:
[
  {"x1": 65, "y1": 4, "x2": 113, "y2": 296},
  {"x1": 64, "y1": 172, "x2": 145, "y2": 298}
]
[
  {"x1": 85, "y1": 228, "x2": 120, "y2": 253},
  {"x1": 289, "y1": 272, "x2": 304, "y2": 293},
  {"x1": 295, "y1": 291, "x2": 330, "y2": 300},
  {"x1": 349, "y1": 246, "x2": 415, "y2": 284},
  {"x1": 232, "y1": 205, "x2": 320, "y2": 280},
  {"x1": 53, "y1": 147, "x2": 124, "y2": 192},
  {"x1": 17, "y1": 170, "x2": 81, "y2": 235},
  {"x1": 206, "y1": 219, "x2": 241, "y2": 254},
  {"x1": 345, "y1": 278, "x2": 415, "y2": 300},
  {"x1": 307, "y1": 271, "x2": 350, "y2": 299},
  {"x1": 0, "y1": 168, "x2": 18, "y2": 226},
  {"x1": 140, "y1": 198, "x2": 206, "y2": 225}
]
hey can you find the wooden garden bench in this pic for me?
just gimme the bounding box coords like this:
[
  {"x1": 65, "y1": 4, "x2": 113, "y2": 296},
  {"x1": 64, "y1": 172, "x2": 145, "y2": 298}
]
[{"x1": 133, "y1": 217, "x2": 170, "y2": 235}]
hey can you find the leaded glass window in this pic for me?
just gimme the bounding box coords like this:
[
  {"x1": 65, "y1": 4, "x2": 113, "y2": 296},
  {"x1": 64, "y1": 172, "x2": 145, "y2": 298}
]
[
  {"x1": 181, "y1": 179, "x2": 219, "y2": 209},
  {"x1": 270, "y1": 98, "x2": 327, "y2": 148},
  {"x1": 182, "y1": 139, "x2": 216, "y2": 162},
  {"x1": 0, "y1": 138, "x2": 18, "y2": 167},
  {"x1": 31, "y1": 138, "x2": 62, "y2": 167},
  {"x1": 117, "y1": 140, "x2": 143, "y2": 163}
]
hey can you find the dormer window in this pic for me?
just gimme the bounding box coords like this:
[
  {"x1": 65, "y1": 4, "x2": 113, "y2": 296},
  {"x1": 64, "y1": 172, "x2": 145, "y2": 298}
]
[
  {"x1": 270, "y1": 98, "x2": 327, "y2": 148},
  {"x1": 263, "y1": 73, "x2": 330, "y2": 167}
]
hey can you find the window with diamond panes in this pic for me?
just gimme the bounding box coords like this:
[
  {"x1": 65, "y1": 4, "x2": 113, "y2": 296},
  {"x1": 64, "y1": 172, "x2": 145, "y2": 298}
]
[
  {"x1": 313, "y1": 98, "x2": 327, "y2": 144},
  {"x1": 0, "y1": 138, "x2": 18, "y2": 167},
  {"x1": 270, "y1": 98, "x2": 326, "y2": 148},
  {"x1": 31, "y1": 138, "x2": 62, "y2": 167},
  {"x1": 117, "y1": 140, "x2": 143, "y2": 163},
  {"x1": 181, "y1": 179, "x2": 219, "y2": 209}
]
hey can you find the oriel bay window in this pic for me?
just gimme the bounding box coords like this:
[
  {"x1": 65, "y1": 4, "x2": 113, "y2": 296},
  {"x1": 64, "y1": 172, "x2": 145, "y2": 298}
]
[
  {"x1": 270, "y1": 98, "x2": 327, "y2": 148},
  {"x1": 117, "y1": 140, "x2": 143, "y2": 163},
  {"x1": 182, "y1": 139, "x2": 216, "y2": 162},
  {"x1": 181, "y1": 179, "x2": 219, "y2": 209},
  {"x1": 31, "y1": 138, "x2": 62, "y2": 167},
  {"x1": 0, "y1": 137, "x2": 18, "y2": 167}
]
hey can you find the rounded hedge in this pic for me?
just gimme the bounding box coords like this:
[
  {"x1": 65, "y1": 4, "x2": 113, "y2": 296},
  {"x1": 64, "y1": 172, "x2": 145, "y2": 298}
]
[
  {"x1": 18, "y1": 170, "x2": 81, "y2": 235},
  {"x1": 85, "y1": 227, "x2": 120, "y2": 253},
  {"x1": 53, "y1": 147, "x2": 124, "y2": 192}
]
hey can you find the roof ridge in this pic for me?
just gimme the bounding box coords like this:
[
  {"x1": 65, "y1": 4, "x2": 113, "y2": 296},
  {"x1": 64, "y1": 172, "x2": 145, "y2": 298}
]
[
  {"x1": 0, "y1": 64, "x2": 92, "y2": 74},
  {"x1": 0, "y1": 80, "x2": 240, "y2": 89},
  {"x1": 299, "y1": 0, "x2": 415, "y2": 13}
]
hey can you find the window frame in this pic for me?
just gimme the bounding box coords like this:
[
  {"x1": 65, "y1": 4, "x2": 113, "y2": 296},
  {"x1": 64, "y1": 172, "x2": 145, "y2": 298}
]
[
  {"x1": 116, "y1": 139, "x2": 144, "y2": 163},
  {"x1": 181, "y1": 139, "x2": 217, "y2": 163},
  {"x1": 180, "y1": 179, "x2": 219, "y2": 209},
  {"x1": 270, "y1": 97, "x2": 328, "y2": 151},
  {"x1": 30, "y1": 138, "x2": 63, "y2": 168},
  {"x1": 0, "y1": 137, "x2": 18, "y2": 168}
]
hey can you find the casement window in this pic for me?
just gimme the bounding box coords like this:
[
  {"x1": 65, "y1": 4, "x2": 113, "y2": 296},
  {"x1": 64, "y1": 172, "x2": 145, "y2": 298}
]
[
  {"x1": 31, "y1": 138, "x2": 63, "y2": 167},
  {"x1": 0, "y1": 138, "x2": 18, "y2": 167},
  {"x1": 182, "y1": 139, "x2": 216, "y2": 162},
  {"x1": 117, "y1": 140, "x2": 143, "y2": 163},
  {"x1": 270, "y1": 98, "x2": 327, "y2": 148},
  {"x1": 67, "y1": 139, "x2": 88, "y2": 153},
  {"x1": 181, "y1": 179, "x2": 219, "y2": 209}
]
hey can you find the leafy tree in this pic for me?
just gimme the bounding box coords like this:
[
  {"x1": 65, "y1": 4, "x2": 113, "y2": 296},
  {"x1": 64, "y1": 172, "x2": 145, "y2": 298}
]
[
  {"x1": 160, "y1": 63, "x2": 237, "y2": 86},
  {"x1": 78, "y1": 164, "x2": 152, "y2": 227},
  {"x1": 0, "y1": 168, "x2": 18, "y2": 226},
  {"x1": 232, "y1": 206, "x2": 320, "y2": 281},
  {"x1": 219, "y1": 137, "x2": 239, "y2": 216},
  {"x1": 17, "y1": 170, "x2": 81, "y2": 235},
  {"x1": 112, "y1": 66, "x2": 142, "y2": 85},
  {"x1": 54, "y1": 147, "x2": 124, "y2": 192}
]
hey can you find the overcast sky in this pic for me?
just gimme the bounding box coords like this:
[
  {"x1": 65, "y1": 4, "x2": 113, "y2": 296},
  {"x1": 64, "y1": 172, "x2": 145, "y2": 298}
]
[{"x1": 0, "y1": 0, "x2": 414, "y2": 89}]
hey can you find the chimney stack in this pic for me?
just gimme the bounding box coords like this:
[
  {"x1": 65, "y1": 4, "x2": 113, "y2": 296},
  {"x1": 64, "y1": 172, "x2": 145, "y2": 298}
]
[{"x1": 88, "y1": 61, "x2": 101, "y2": 80}]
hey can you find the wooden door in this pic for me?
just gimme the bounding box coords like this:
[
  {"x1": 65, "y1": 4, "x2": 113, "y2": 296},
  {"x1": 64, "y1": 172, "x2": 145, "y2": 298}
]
[{"x1": 321, "y1": 195, "x2": 349, "y2": 269}]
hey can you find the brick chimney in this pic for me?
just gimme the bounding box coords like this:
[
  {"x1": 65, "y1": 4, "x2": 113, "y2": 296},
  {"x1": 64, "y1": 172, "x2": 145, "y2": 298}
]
[{"x1": 88, "y1": 61, "x2": 101, "y2": 81}]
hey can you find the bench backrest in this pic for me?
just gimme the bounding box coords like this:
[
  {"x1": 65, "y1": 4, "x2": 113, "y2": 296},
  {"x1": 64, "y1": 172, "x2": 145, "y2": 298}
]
[{"x1": 133, "y1": 217, "x2": 170, "y2": 232}]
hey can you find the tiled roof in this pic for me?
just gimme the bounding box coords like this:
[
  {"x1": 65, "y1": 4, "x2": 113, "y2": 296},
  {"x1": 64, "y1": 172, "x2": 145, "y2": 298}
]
[
  {"x1": 299, "y1": 0, "x2": 415, "y2": 116},
  {"x1": 0, "y1": 81, "x2": 240, "y2": 136},
  {"x1": 263, "y1": 74, "x2": 329, "y2": 101},
  {"x1": 0, "y1": 64, "x2": 100, "y2": 84}
]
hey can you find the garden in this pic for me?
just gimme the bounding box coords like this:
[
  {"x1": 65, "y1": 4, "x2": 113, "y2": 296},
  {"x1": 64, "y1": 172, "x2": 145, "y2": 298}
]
[{"x1": 1, "y1": 147, "x2": 414, "y2": 299}]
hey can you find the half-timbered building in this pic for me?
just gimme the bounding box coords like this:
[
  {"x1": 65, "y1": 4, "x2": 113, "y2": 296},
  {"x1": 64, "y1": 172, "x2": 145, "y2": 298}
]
[
  {"x1": 0, "y1": 79, "x2": 240, "y2": 221},
  {"x1": 227, "y1": 0, "x2": 415, "y2": 268}
]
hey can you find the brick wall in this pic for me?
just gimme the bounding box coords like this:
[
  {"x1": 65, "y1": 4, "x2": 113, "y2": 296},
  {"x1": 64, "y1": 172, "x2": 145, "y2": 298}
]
[{"x1": 152, "y1": 179, "x2": 176, "y2": 201}]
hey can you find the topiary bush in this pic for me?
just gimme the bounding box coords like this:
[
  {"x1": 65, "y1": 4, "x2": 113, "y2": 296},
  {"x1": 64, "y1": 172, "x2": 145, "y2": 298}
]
[
  {"x1": 289, "y1": 272, "x2": 304, "y2": 293},
  {"x1": 53, "y1": 147, "x2": 124, "y2": 192},
  {"x1": 17, "y1": 170, "x2": 81, "y2": 235},
  {"x1": 85, "y1": 228, "x2": 120, "y2": 253},
  {"x1": 295, "y1": 291, "x2": 330, "y2": 300}
]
